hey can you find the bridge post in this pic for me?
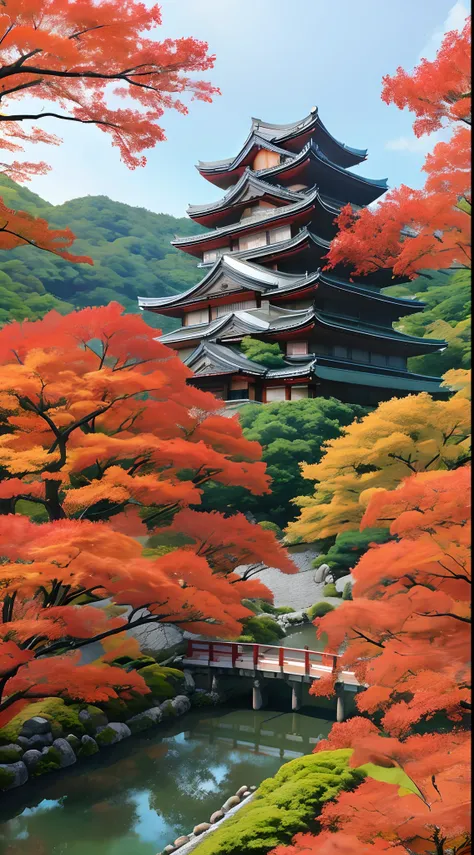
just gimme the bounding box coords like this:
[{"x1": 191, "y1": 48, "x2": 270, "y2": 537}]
[
  {"x1": 211, "y1": 674, "x2": 220, "y2": 694},
  {"x1": 336, "y1": 682, "x2": 345, "y2": 722},
  {"x1": 252, "y1": 678, "x2": 266, "y2": 710},
  {"x1": 291, "y1": 681, "x2": 302, "y2": 711}
]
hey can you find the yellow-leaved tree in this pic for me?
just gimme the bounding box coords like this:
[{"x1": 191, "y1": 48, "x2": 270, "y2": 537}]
[{"x1": 287, "y1": 390, "x2": 471, "y2": 544}]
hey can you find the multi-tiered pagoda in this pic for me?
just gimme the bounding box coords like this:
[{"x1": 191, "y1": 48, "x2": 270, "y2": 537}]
[{"x1": 139, "y1": 108, "x2": 447, "y2": 407}]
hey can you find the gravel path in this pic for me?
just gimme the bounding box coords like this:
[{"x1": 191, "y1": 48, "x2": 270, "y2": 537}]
[{"x1": 237, "y1": 545, "x2": 340, "y2": 611}]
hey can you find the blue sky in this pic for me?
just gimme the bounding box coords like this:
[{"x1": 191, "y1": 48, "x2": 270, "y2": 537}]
[{"x1": 24, "y1": 0, "x2": 470, "y2": 218}]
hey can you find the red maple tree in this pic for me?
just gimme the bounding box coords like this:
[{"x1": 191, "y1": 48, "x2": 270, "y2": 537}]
[
  {"x1": 272, "y1": 467, "x2": 471, "y2": 855},
  {"x1": 0, "y1": 306, "x2": 297, "y2": 725},
  {"x1": 0, "y1": 0, "x2": 218, "y2": 257},
  {"x1": 326, "y1": 17, "x2": 471, "y2": 279},
  {"x1": 0, "y1": 513, "x2": 285, "y2": 724}
]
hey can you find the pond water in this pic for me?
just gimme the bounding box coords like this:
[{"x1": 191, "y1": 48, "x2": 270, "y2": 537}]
[
  {"x1": 0, "y1": 705, "x2": 334, "y2": 855},
  {"x1": 282, "y1": 625, "x2": 326, "y2": 650}
]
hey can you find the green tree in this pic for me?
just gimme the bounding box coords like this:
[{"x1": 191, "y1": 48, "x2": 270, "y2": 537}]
[
  {"x1": 200, "y1": 398, "x2": 366, "y2": 528},
  {"x1": 240, "y1": 336, "x2": 286, "y2": 367},
  {"x1": 386, "y1": 268, "x2": 471, "y2": 375},
  {"x1": 315, "y1": 527, "x2": 392, "y2": 580}
]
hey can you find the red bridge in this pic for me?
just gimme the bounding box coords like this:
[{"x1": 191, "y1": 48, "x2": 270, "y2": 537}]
[{"x1": 183, "y1": 640, "x2": 360, "y2": 720}]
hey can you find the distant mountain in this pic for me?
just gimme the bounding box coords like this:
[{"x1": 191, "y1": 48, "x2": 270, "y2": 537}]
[{"x1": 0, "y1": 177, "x2": 203, "y2": 331}]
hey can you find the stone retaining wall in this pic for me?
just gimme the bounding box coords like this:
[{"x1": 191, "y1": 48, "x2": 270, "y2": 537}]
[{"x1": 0, "y1": 674, "x2": 219, "y2": 795}]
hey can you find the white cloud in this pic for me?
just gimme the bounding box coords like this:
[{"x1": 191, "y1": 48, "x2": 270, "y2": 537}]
[{"x1": 417, "y1": 1, "x2": 470, "y2": 62}]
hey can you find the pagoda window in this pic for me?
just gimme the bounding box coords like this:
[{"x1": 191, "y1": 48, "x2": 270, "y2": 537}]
[
  {"x1": 287, "y1": 341, "x2": 308, "y2": 356},
  {"x1": 268, "y1": 225, "x2": 291, "y2": 244},
  {"x1": 351, "y1": 348, "x2": 370, "y2": 364},
  {"x1": 253, "y1": 149, "x2": 281, "y2": 171},
  {"x1": 203, "y1": 247, "x2": 230, "y2": 264},
  {"x1": 265, "y1": 386, "x2": 286, "y2": 402},
  {"x1": 388, "y1": 355, "x2": 406, "y2": 369},
  {"x1": 212, "y1": 299, "x2": 257, "y2": 319},
  {"x1": 239, "y1": 232, "x2": 267, "y2": 251},
  {"x1": 334, "y1": 345, "x2": 349, "y2": 359},
  {"x1": 291, "y1": 385, "x2": 309, "y2": 400},
  {"x1": 370, "y1": 352, "x2": 388, "y2": 367},
  {"x1": 184, "y1": 308, "x2": 210, "y2": 326}
]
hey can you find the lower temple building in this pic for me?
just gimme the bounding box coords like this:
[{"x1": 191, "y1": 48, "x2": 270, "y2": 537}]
[{"x1": 139, "y1": 108, "x2": 448, "y2": 407}]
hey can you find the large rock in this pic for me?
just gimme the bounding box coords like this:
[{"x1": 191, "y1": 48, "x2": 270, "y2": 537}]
[
  {"x1": 20, "y1": 716, "x2": 51, "y2": 737},
  {"x1": 313, "y1": 563, "x2": 330, "y2": 583},
  {"x1": 96, "y1": 722, "x2": 131, "y2": 746},
  {"x1": 222, "y1": 795, "x2": 241, "y2": 812},
  {"x1": 126, "y1": 707, "x2": 162, "y2": 734},
  {"x1": 335, "y1": 573, "x2": 354, "y2": 594},
  {"x1": 159, "y1": 700, "x2": 174, "y2": 718},
  {"x1": 77, "y1": 735, "x2": 99, "y2": 758},
  {"x1": 0, "y1": 744, "x2": 23, "y2": 763},
  {"x1": 170, "y1": 695, "x2": 191, "y2": 716},
  {"x1": 173, "y1": 836, "x2": 190, "y2": 847},
  {"x1": 26, "y1": 733, "x2": 53, "y2": 749},
  {"x1": 182, "y1": 670, "x2": 195, "y2": 695},
  {"x1": 0, "y1": 761, "x2": 28, "y2": 789},
  {"x1": 53, "y1": 738, "x2": 77, "y2": 768},
  {"x1": 79, "y1": 708, "x2": 108, "y2": 730},
  {"x1": 236, "y1": 785, "x2": 248, "y2": 797},
  {"x1": 193, "y1": 822, "x2": 211, "y2": 836},
  {"x1": 22, "y1": 749, "x2": 42, "y2": 772},
  {"x1": 209, "y1": 809, "x2": 225, "y2": 824}
]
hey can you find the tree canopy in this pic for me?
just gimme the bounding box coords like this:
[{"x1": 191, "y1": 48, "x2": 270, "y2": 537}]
[
  {"x1": 200, "y1": 397, "x2": 366, "y2": 528},
  {"x1": 275, "y1": 466, "x2": 471, "y2": 855},
  {"x1": 325, "y1": 18, "x2": 471, "y2": 279},
  {"x1": 288, "y1": 392, "x2": 471, "y2": 544}
]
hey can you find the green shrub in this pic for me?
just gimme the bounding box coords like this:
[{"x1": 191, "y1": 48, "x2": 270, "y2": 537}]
[
  {"x1": 342, "y1": 582, "x2": 353, "y2": 601},
  {"x1": 241, "y1": 599, "x2": 262, "y2": 614},
  {"x1": 240, "y1": 337, "x2": 286, "y2": 368},
  {"x1": 307, "y1": 602, "x2": 335, "y2": 620},
  {"x1": 238, "y1": 616, "x2": 285, "y2": 645},
  {"x1": 323, "y1": 583, "x2": 338, "y2": 598},
  {"x1": 315, "y1": 527, "x2": 392, "y2": 579},
  {"x1": 191, "y1": 749, "x2": 364, "y2": 855},
  {"x1": 275, "y1": 606, "x2": 295, "y2": 615},
  {"x1": 258, "y1": 520, "x2": 284, "y2": 539}
]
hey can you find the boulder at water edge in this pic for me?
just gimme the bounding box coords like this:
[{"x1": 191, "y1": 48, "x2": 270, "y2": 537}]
[
  {"x1": 222, "y1": 795, "x2": 241, "y2": 812},
  {"x1": 174, "y1": 836, "x2": 190, "y2": 847},
  {"x1": 22, "y1": 749, "x2": 43, "y2": 772},
  {"x1": 0, "y1": 761, "x2": 28, "y2": 789},
  {"x1": 78, "y1": 735, "x2": 99, "y2": 757},
  {"x1": 210, "y1": 809, "x2": 225, "y2": 824},
  {"x1": 53, "y1": 738, "x2": 77, "y2": 767},
  {"x1": 26, "y1": 733, "x2": 53, "y2": 749},
  {"x1": 96, "y1": 722, "x2": 131, "y2": 745},
  {"x1": 127, "y1": 707, "x2": 163, "y2": 734},
  {"x1": 193, "y1": 822, "x2": 211, "y2": 835},
  {"x1": 171, "y1": 695, "x2": 191, "y2": 716}
]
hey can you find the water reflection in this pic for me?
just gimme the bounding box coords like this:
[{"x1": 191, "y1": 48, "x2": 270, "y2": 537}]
[{"x1": 0, "y1": 708, "x2": 332, "y2": 855}]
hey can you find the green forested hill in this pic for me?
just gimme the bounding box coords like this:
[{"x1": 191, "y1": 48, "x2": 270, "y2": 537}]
[
  {"x1": 386, "y1": 268, "x2": 471, "y2": 375},
  {"x1": 0, "y1": 177, "x2": 203, "y2": 330}
]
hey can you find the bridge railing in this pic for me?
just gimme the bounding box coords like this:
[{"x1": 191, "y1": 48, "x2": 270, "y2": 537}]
[{"x1": 186, "y1": 640, "x2": 339, "y2": 677}]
